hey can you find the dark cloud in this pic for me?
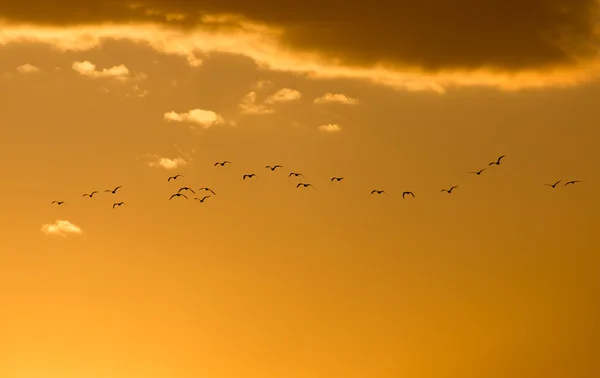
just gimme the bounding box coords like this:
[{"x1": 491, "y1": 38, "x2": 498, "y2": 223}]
[{"x1": 1, "y1": 0, "x2": 599, "y2": 72}]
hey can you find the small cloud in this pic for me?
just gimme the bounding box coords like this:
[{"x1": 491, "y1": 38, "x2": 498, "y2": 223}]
[
  {"x1": 186, "y1": 53, "x2": 203, "y2": 67},
  {"x1": 164, "y1": 108, "x2": 224, "y2": 128},
  {"x1": 41, "y1": 220, "x2": 83, "y2": 237},
  {"x1": 314, "y1": 93, "x2": 360, "y2": 105},
  {"x1": 166, "y1": 13, "x2": 186, "y2": 22},
  {"x1": 252, "y1": 79, "x2": 274, "y2": 90},
  {"x1": 318, "y1": 123, "x2": 342, "y2": 133},
  {"x1": 144, "y1": 154, "x2": 188, "y2": 170},
  {"x1": 16, "y1": 63, "x2": 39, "y2": 73},
  {"x1": 264, "y1": 88, "x2": 302, "y2": 104},
  {"x1": 239, "y1": 91, "x2": 276, "y2": 115},
  {"x1": 131, "y1": 84, "x2": 149, "y2": 98},
  {"x1": 72, "y1": 60, "x2": 130, "y2": 82}
]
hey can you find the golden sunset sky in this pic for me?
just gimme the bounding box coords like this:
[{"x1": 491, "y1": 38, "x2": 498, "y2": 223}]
[{"x1": 1, "y1": 1, "x2": 600, "y2": 377}]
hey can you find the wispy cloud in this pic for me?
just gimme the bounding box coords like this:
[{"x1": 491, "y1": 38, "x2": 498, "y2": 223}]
[
  {"x1": 164, "y1": 108, "x2": 224, "y2": 128},
  {"x1": 41, "y1": 220, "x2": 83, "y2": 237},
  {"x1": 143, "y1": 154, "x2": 188, "y2": 170},
  {"x1": 72, "y1": 60, "x2": 131, "y2": 82},
  {"x1": 16, "y1": 63, "x2": 39, "y2": 73},
  {"x1": 252, "y1": 79, "x2": 274, "y2": 90},
  {"x1": 239, "y1": 91, "x2": 276, "y2": 115},
  {"x1": 186, "y1": 53, "x2": 203, "y2": 67},
  {"x1": 264, "y1": 88, "x2": 302, "y2": 104},
  {"x1": 318, "y1": 123, "x2": 342, "y2": 133},
  {"x1": 314, "y1": 93, "x2": 359, "y2": 105}
]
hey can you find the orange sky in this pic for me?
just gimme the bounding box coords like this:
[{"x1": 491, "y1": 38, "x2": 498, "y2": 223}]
[{"x1": 1, "y1": 2, "x2": 600, "y2": 378}]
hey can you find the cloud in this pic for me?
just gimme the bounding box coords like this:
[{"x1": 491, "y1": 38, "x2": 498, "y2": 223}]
[
  {"x1": 314, "y1": 93, "x2": 359, "y2": 105},
  {"x1": 0, "y1": 6, "x2": 599, "y2": 92},
  {"x1": 164, "y1": 108, "x2": 224, "y2": 128},
  {"x1": 71, "y1": 60, "x2": 130, "y2": 82},
  {"x1": 318, "y1": 123, "x2": 342, "y2": 133},
  {"x1": 16, "y1": 63, "x2": 39, "y2": 73},
  {"x1": 186, "y1": 53, "x2": 203, "y2": 67},
  {"x1": 41, "y1": 220, "x2": 83, "y2": 237},
  {"x1": 252, "y1": 79, "x2": 274, "y2": 90},
  {"x1": 264, "y1": 88, "x2": 302, "y2": 104},
  {"x1": 239, "y1": 91, "x2": 276, "y2": 115},
  {"x1": 144, "y1": 154, "x2": 187, "y2": 169}
]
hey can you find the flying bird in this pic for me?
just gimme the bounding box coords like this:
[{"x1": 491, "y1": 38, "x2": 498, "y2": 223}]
[
  {"x1": 168, "y1": 174, "x2": 184, "y2": 181},
  {"x1": 331, "y1": 177, "x2": 344, "y2": 182},
  {"x1": 565, "y1": 180, "x2": 581, "y2": 186},
  {"x1": 441, "y1": 186, "x2": 458, "y2": 193},
  {"x1": 82, "y1": 191, "x2": 98, "y2": 197},
  {"x1": 402, "y1": 191, "x2": 415, "y2": 198},
  {"x1": 243, "y1": 174, "x2": 257, "y2": 180},
  {"x1": 489, "y1": 155, "x2": 506, "y2": 166},
  {"x1": 544, "y1": 180, "x2": 562, "y2": 188},
  {"x1": 296, "y1": 183, "x2": 314, "y2": 189},
  {"x1": 178, "y1": 187, "x2": 195, "y2": 194},
  {"x1": 289, "y1": 172, "x2": 304, "y2": 178},
  {"x1": 169, "y1": 193, "x2": 188, "y2": 200},
  {"x1": 194, "y1": 196, "x2": 211, "y2": 203},
  {"x1": 113, "y1": 202, "x2": 125, "y2": 209},
  {"x1": 266, "y1": 165, "x2": 282, "y2": 171},
  {"x1": 198, "y1": 187, "x2": 216, "y2": 195},
  {"x1": 469, "y1": 169, "x2": 486, "y2": 175},
  {"x1": 371, "y1": 190, "x2": 386, "y2": 194},
  {"x1": 105, "y1": 186, "x2": 122, "y2": 194},
  {"x1": 51, "y1": 201, "x2": 65, "y2": 205},
  {"x1": 214, "y1": 161, "x2": 231, "y2": 166}
]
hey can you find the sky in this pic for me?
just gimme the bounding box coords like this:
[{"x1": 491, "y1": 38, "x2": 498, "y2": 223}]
[{"x1": 1, "y1": 1, "x2": 599, "y2": 378}]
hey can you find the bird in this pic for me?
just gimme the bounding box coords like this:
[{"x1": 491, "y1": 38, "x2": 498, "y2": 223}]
[
  {"x1": 441, "y1": 186, "x2": 458, "y2": 193},
  {"x1": 296, "y1": 183, "x2": 314, "y2": 189},
  {"x1": 469, "y1": 169, "x2": 486, "y2": 175},
  {"x1": 169, "y1": 193, "x2": 188, "y2": 200},
  {"x1": 113, "y1": 202, "x2": 125, "y2": 209},
  {"x1": 402, "y1": 191, "x2": 415, "y2": 199},
  {"x1": 198, "y1": 187, "x2": 216, "y2": 195},
  {"x1": 105, "y1": 186, "x2": 122, "y2": 194},
  {"x1": 544, "y1": 180, "x2": 562, "y2": 188},
  {"x1": 289, "y1": 172, "x2": 304, "y2": 178},
  {"x1": 243, "y1": 174, "x2": 257, "y2": 180},
  {"x1": 178, "y1": 187, "x2": 195, "y2": 194},
  {"x1": 82, "y1": 191, "x2": 98, "y2": 197},
  {"x1": 489, "y1": 155, "x2": 506, "y2": 166},
  {"x1": 565, "y1": 180, "x2": 581, "y2": 186},
  {"x1": 168, "y1": 174, "x2": 184, "y2": 182},
  {"x1": 331, "y1": 177, "x2": 344, "y2": 182},
  {"x1": 51, "y1": 201, "x2": 65, "y2": 205},
  {"x1": 371, "y1": 190, "x2": 386, "y2": 194},
  {"x1": 194, "y1": 196, "x2": 211, "y2": 203},
  {"x1": 214, "y1": 161, "x2": 231, "y2": 166},
  {"x1": 266, "y1": 165, "x2": 282, "y2": 171}
]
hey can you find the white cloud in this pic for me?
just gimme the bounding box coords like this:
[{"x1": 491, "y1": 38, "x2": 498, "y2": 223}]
[
  {"x1": 130, "y1": 84, "x2": 149, "y2": 98},
  {"x1": 145, "y1": 154, "x2": 187, "y2": 169},
  {"x1": 186, "y1": 53, "x2": 203, "y2": 67},
  {"x1": 16, "y1": 63, "x2": 40, "y2": 73},
  {"x1": 264, "y1": 88, "x2": 302, "y2": 104},
  {"x1": 72, "y1": 60, "x2": 130, "y2": 82},
  {"x1": 314, "y1": 93, "x2": 359, "y2": 105},
  {"x1": 41, "y1": 220, "x2": 83, "y2": 237},
  {"x1": 318, "y1": 123, "x2": 342, "y2": 133},
  {"x1": 252, "y1": 79, "x2": 274, "y2": 90},
  {"x1": 164, "y1": 108, "x2": 224, "y2": 128},
  {"x1": 239, "y1": 91, "x2": 276, "y2": 115}
]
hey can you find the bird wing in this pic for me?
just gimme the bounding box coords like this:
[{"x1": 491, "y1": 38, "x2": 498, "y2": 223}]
[
  {"x1": 441, "y1": 189, "x2": 447, "y2": 192},
  {"x1": 214, "y1": 162, "x2": 219, "y2": 166},
  {"x1": 182, "y1": 194, "x2": 188, "y2": 199},
  {"x1": 115, "y1": 186, "x2": 122, "y2": 191},
  {"x1": 371, "y1": 190, "x2": 376, "y2": 194},
  {"x1": 411, "y1": 192, "x2": 415, "y2": 197},
  {"x1": 297, "y1": 183, "x2": 302, "y2": 188},
  {"x1": 113, "y1": 203, "x2": 117, "y2": 209},
  {"x1": 203, "y1": 196, "x2": 210, "y2": 201},
  {"x1": 189, "y1": 189, "x2": 196, "y2": 194},
  {"x1": 274, "y1": 165, "x2": 282, "y2": 168},
  {"x1": 243, "y1": 175, "x2": 248, "y2": 179},
  {"x1": 451, "y1": 186, "x2": 458, "y2": 190},
  {"x1": 498, "y1": 155, "x2": 505, "y2": 162},
  {"x1": 168, "y1": 177, "x2": 173, "y2": 181},
  {"x1": 209, "y1": 189, "x2": 215, "y2": 195},
  {"x1": 289, "y1": 173, "x2": 294, "y2": 177},
  {"x1": 169, "y1": 194, "x2": 176, "y2": 200}
]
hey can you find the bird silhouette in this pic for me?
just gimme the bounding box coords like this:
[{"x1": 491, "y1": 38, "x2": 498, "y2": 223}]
[
  {"x1": 402, "y1": 191, "x2": 415, "y2": 199},
  {"x1": 198, "y1": 187, "x2": 216, "y2": 195},
  {"x1": 51, "y1": 201, "x2": 65, "y2": 205},
  {"x1": 214, "y1": 161, "x2": 231, "y2": 166},
  {"x1": 168, "y1": 174, "x2": 184, "y2": 182},
  {"x1": 289, "y1": 172, "x2": 304, "y2": 178},
  {"x1": 82, "y1": 191, "x2": 98, "y2": 197},
  {"x1": 296, "y1": 183, "x2": 314, "y2": 189},
  {"x1": 169, "y1": 193, "x2": 188, "y2": 200},
  {"x1": 266, "y1": 165, "x2": 282, "y2": 171},
  {"x1": 194, "y1": 196, "x2": 211, "y2": 203},
  {"x1": 371, "y1": 190, "x2": 386, "y2": 194},
  {"x1": 331, "y1": 177, "x2": 344, "y2": 182},
  {"x1": 441, "y1": 186, "x2": 458, "y2": 193},
  {"x1": 243, "y1": 174, "x2": 257, "y2": 180},
  {"x1": 469, "y1": 169, "x2": 486, "y2": 175},
  {"x1": 105, "y1": 186, "x2": 122, "y2": 194},
  {"x1": 113, "y1": 202, "x2": 125, "y2": 209},
  {"x1": 178, "y1": 187, "x2": 195, "y2": 194},
  {"x1": 489, "y1": 155, "x2": 506, "y2": 166},
  {"x1": 544, "y1": 180, "x2": 562, "y2": 188},
  {"x1": 565, "y1": 180, "x2": 581, "y2": 186}
]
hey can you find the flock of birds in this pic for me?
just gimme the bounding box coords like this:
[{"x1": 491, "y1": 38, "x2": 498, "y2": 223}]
[{"x1": 50, "y1": 154, "x2": 583, "y2": 209}]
